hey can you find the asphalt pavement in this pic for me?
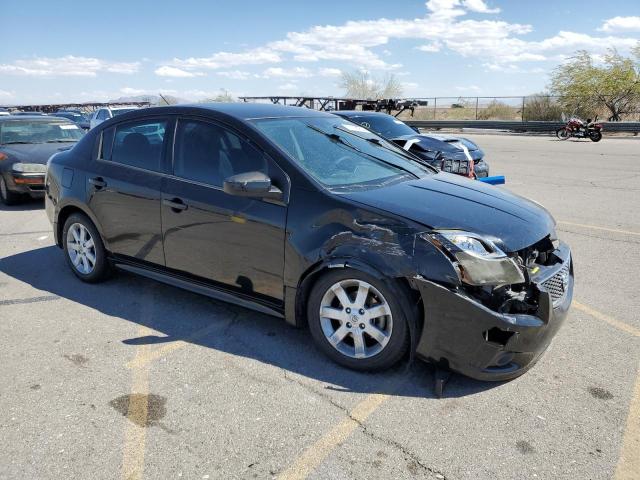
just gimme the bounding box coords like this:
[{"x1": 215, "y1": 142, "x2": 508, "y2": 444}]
[{"x1": 0, "y1": 133, "x2": 638, "y2": 480}]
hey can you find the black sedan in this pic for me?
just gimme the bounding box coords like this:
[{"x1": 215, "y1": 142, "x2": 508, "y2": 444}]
[
  {"x1": 0, "y1": 116, "x2": 84, "y2": 205},
  {"x1": 334, "y1": 111, "x2": 489, "y2": 178},
  {"x1": 45, "y1": 104, "x2": 572, "y2": 381}
]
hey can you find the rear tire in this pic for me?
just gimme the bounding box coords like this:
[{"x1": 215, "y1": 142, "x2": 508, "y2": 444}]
[
  {"x1": 589, "y1": 131, "x2": 602, "y2": 142},
  {"x1": 62, "y1": 213, "x2": 111, "y2": 283},
  {"x1": 556, "y1": 128, "x2": 570, "y2": 140},
  {"x1": 0, "y1": 176, "x2": 21, "y2": 205},
  {"x1": 307, "y1": 269, "x2": 409, "y2": 371}
]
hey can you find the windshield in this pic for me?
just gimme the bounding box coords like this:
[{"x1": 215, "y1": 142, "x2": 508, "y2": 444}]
[
  {"x1": 348, "y1": 115, "x2": 416, "y2": 138},
  {"x1": 53, "y1": 113, "x2": 87, "y2": 123},
  {"x1": 0, "y1": 121, "x2": 85, "y2": 144},
  {"x1": 112, "y1": 108, "x2": 137, "y2": 117},
  {"x1": 253, "y1": 116, "x2": 431, "y2": 189}
]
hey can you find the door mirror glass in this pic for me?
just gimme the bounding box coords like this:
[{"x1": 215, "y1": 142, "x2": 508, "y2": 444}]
[{"x1": 223, "y1": 171, "x2": 282, "y2": 199}]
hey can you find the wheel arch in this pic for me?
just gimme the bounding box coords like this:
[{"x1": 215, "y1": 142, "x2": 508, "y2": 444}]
[
  {"x1": 292, "y1": 257, "x2": 422, "y2": 347},
  {"x1": 56, "y1": 201, "x2": 107, "y2": 250}
]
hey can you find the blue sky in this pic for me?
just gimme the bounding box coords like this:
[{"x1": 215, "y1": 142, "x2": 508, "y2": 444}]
[{"x1": 1, "y1": 0, "x2": 639, "y2": 104}]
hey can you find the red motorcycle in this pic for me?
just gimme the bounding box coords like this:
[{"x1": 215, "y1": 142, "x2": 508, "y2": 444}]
[{"x1": 556, "y1": 116, "x2": 603, "y2": 142}]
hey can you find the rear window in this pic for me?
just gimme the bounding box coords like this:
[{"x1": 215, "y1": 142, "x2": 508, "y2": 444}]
[
  {"x1": 107, "y1": 119, "x2": 167, "y2": 172},
  {"x1": 0, "y1": 121, "x2": 84, "y2": 144}
]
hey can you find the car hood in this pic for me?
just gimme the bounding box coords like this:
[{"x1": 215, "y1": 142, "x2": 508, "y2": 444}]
[
  {"x1": 341, "y1": 172, "x2": 556, "y2": 252},
  {"x1": 0, "y1": 142, "x2": 76, "y2": 165},
  {"x1": 392, "y1": 134, "x2": 463, "y2": 154}
]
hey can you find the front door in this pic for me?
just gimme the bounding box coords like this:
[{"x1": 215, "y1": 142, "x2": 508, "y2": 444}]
[
  {"x1": 161, "y1": 118, "x2": 287, "y2": 301},
  {"x1": 87, "y1": 117, "x2": 170, "y2": 265}
]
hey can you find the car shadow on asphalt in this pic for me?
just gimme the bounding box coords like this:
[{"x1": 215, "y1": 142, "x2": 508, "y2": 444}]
[
  {"x1": 0, "y1": 245, "x2": 506, "y2": 399},
  {"x1": 0, "y1": 198, "x2": 44, "y2": 212}
]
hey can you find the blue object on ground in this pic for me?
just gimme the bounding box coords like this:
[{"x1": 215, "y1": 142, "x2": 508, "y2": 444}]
[{"x1": 478, "y1": 175, "x2": 505, "y2": 185}]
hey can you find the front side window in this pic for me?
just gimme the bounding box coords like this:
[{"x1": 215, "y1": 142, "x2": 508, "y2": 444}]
[
  {"x1": 173, "y1": 119, "x2": 267, "y2": 187},
  {"x1": 96, "y1": 110, "x2": 108, "y2": 121},
  {"x1": 0, "y1": 121, "x2": 84, "y2": 145},
  {"x1": 252, "y1": 116, "x2": 430, "y2": 189},
  {"x1": 109, "y1": 119, "x2": 167, "y2": 171}
]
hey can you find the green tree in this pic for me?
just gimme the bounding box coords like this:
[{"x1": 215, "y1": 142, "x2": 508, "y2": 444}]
[
  {"x1": 340, "y1": 71, "x2": 403, "y2": 99},
  {"x1": 550, "y1": 46, "x2": 640, "y2": 121}
]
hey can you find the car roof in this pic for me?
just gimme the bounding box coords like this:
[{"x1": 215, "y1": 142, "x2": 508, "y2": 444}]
[
  {"x1": 181, "y1": 103, "x2": 333, "y2": 120},
  {"x1": 0, "y1": 115, "x2": 73, "y2": 123}
]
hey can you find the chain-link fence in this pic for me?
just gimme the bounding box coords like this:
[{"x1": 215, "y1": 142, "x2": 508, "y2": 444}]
[{"x1": 396, "y1": 95, "x2": 640, "y2": 122}]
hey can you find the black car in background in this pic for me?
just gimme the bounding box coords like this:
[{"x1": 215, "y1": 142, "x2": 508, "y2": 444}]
[
  {"x1": 0, "y1": 116, "x2": 84, "y2": 204},
  {"x1": 334, "y1": 111, "x2": 489, "y2": 178},
  {"x1": 45, "y1": 104, "x2": 572, "y2": 380}
]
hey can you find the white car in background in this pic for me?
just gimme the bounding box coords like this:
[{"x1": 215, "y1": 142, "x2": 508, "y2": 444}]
[{"x1": 89, "y1": 106, "x2": 139, "y2": 129}]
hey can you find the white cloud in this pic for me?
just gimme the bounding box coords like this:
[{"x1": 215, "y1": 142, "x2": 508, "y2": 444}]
[
  {"x1": 0, "y1": 56, "x2": 139, "y2": 77},
  {"x1": 154, "y1": 66, "x2": 203, "y2": 78},
  {"x1": 261, "y1": 67, "x2": 313, "y2": 78},
  {"x1": 164, "y1": 48, "x2": 281, "y2": 71},
  {"x1": 216, "y1": 70, "x2": 251, "y2": 80},
  {"x1": 462, "y1": 0, "x2": 500, "y2": 14},
  {"x1": 417, "y1": 41, "x2": 442, "y2": 52},
  {"x1": 277, "y1": 82, "x2": 299, "y2": 92},
  {"x1": 599, "y1": 16, "x2": 640, "y2": 33},
  {"x1": 0, "y1": 89, "x2": 14, "y2": 99},
  {"x1": 318, "y1": 67, "x2": 342, "y2": 77}
]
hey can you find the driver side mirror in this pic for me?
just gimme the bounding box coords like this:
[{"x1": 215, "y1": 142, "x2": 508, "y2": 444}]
[{"x1": 223, "y1": 171, "x2": 282, "y2": 200}]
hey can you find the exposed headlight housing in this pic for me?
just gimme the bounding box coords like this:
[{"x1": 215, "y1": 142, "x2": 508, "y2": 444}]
[
  {"x1": 12, "y1": 163, "x2": 47, "y2": 174},
  {"x1": 428, "y1": 230, "x2": 525, "y2": 287}
]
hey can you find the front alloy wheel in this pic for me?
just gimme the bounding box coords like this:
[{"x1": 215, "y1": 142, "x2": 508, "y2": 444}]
[
  {"x1": 308, "y1": 270, "x2": 409, "y2": 371},
  {"x1": 319, "y1": 279, "x2": 393, "y2": 359}
]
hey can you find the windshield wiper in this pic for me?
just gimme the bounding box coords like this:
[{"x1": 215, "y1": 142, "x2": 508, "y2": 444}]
[
  {"x1": 46, "y1": 139, "x2": 76, "y2": 143},
  {"x1": 1, "y1": 141, "x2": 34, "y2": 145},
  {"x1": 334, "y1": 126, "x2": 439, "y2": 173},
  {"x1": 306, "y1": 124, "x2": 419, "y2": 179}
]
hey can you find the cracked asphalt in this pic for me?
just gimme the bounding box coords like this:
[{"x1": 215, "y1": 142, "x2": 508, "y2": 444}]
[{"x1": 0, "y1": 133, "x2": 639, "y2": 480}]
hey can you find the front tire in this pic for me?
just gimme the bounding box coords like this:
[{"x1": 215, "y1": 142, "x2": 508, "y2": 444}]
[
  {"x1": 62, "y1": 213, "x2": 110, "y2": 283},
  {"x1": 556, "y1": 128, "x2": 570, "y2": 140},
  {"x1": 0, "y1": 176, "x2": 21, "y2": 205},
  {"x1": 307, "y1": 269, "x2": 409, "y2": 371},
  {"x1": 589, "y1": 130, "x2": 603, "y2": 142}
]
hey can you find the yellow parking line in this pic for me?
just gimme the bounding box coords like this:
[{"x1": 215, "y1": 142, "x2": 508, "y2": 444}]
[
  {"x1": 121, "y1": 324, "x2": 154, "y2": 480},
  {"x1": 615, "y1": 364, "x2": 640, "y2": 480},
  {"x1": 277, "y1": 393, "x2": 390, "y2": 480},
  {"x1": 573, "y1": 301, "x2": 640, "y2": 338},
  {"x1": 558, "y1": 221, "x2": 640, "y2": 237}
]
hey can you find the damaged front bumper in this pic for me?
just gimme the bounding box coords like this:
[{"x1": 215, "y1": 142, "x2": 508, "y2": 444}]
[{"x1": 414, "y1": 243, "x2": 573, "y2": 381}]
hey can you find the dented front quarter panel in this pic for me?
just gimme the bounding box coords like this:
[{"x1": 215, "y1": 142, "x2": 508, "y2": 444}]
[{"x1": 284, "y1": 186, "x2": 460, "y2": 289}]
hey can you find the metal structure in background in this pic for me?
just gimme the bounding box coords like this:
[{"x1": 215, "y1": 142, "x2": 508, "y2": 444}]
[
  {"x1": 239, "y1": 96, "x2": 428, "y2": 117},
  {"x1": 0, "y1": 101, "x2": 151, "y2": 114}
]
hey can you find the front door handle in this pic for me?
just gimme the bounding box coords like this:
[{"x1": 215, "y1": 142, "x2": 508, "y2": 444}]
[
  {"x1": 163, "y1": 198, "x2": 188, "y2": 212},
  {"x1": 89, "y1": 177, "x2": 107, "y2": 189}
]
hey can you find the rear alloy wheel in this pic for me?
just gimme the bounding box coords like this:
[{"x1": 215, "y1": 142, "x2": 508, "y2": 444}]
[
  {"x1": 63, "y1": 213, "x2": 110, "y2": 283},
  {"x1": 556, "y1": 128, "x2": 570, "y2": 140},
  {"x1": 0, "y1": 176, "x2": 21, "y2": 205},
  {"x1": 307, "y1": 270, "x2": 409, "y2": 371}
]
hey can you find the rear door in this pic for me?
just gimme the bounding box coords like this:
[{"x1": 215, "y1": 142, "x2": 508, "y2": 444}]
[
  {"x1": 87, "y1": 116, "x2": 172, "y2": 265},
  {"x1": 161, "y1": 117, "x2": 288, "y2": 301}
]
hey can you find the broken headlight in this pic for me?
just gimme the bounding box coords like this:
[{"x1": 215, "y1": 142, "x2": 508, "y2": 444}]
[{"x1": 428, "y1": 230, "x2": 525, "y2": 287}]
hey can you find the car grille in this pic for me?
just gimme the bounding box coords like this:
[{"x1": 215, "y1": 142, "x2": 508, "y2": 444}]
[{"x1": 541, "y1": 261, "x2": 571, "y2": 307}]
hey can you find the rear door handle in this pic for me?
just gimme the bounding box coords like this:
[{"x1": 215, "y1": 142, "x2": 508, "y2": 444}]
[
  {"x1": 89, "y1": 177, "x2": 107, "y2": 189},
  {"x1": 163, "y1": 198, "x2": 188, "y2": 212}
]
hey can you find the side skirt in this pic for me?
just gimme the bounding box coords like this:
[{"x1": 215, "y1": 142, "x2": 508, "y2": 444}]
[{"x1": 114, "y1": 262, "x2": 285, "y2": 319}]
